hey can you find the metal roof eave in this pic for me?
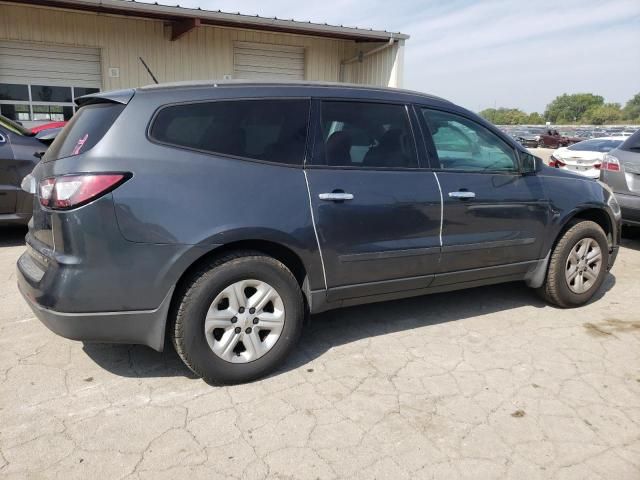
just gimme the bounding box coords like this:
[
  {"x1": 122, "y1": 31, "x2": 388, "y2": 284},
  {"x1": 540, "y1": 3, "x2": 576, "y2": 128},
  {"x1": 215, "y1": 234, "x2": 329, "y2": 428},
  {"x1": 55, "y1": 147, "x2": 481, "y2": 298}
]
[{"x1": 6, "y1": 0, "x2": 410, "y2": 42}]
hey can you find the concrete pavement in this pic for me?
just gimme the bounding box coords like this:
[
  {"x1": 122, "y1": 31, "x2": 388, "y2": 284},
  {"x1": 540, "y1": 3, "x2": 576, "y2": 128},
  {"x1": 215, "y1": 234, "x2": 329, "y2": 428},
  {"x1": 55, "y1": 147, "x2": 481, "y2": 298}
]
[{"x1": 1, "y1": 226, "x2": 639, "y2": 479}]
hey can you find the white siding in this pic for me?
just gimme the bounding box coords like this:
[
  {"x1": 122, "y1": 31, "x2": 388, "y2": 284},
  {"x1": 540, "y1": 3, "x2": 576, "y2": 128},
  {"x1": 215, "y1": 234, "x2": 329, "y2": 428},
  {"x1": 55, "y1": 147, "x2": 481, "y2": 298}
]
[
  {"x1": 342, "y1": 41, "x2": 404, "y2": 88},
  {"x1": 0, "y1": 3, "x2": 403, "y2": 89},
  {"x1": 234, "y1": 41, "x2": 305, "y2": 80},
  {"x1": 0, "y1": 40, "x2": 101, "y2": 87}
]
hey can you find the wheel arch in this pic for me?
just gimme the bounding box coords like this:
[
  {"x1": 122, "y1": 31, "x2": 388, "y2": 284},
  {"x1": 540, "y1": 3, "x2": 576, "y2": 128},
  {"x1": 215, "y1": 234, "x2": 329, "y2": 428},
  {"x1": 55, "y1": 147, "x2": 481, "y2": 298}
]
[
  {"x1": 163, "y1": 238, "x2": 313, "y2": 348},
  {"x1": 527, "y1": 206, "x2": 614, "y2": 289},
  {"x1": 565, "y1": 207, "x2": 614, "y2": 245}
]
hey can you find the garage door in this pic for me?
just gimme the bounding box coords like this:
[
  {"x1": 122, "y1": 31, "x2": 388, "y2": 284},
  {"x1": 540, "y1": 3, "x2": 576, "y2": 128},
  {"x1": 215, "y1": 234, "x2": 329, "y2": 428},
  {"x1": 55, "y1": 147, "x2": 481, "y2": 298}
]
[
  {"x1": 0, "y1": 41, "x2": 101, "y2": 124},
  {"x1": 234, "y1": 41, "x2": 304, "y2": 81},
  {"x1": 0, "y1": 41, "x2": 101, "y2": 87}
]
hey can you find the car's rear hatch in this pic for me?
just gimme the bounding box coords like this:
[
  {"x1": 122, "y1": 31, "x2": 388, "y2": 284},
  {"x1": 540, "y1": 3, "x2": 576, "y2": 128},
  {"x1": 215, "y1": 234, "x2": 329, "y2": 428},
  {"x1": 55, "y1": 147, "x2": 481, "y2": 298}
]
[
  {"x1": 618, "y1": 132, "x2": 640, "y2": 194},
  {"x1": 28, "y1": 90, "x2": 134, "y2": 248},
  {"x1": 624, "y1": 159, "x2": 640, "y2": 193}
]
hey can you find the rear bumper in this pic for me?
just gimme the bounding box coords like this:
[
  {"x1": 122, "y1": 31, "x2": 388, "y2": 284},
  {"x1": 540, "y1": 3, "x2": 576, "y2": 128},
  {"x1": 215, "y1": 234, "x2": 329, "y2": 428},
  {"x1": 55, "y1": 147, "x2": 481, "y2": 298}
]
[
  {"x1": 615, "y1": 192, "x2": 640, "y2": 226},
  {"x1": 17, "y1": 254, "x2": 173, "y2": 351}
]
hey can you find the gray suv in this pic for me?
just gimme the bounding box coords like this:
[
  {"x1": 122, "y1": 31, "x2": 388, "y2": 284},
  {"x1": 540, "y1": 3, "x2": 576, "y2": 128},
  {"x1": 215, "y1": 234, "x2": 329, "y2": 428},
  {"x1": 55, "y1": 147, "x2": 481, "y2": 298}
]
[
  {"x1": 600, "y1": 129, "x2": 640, "y2": 226},
  {"x1": 17, "y1": 81, "x2": 621, "y2": 384}
]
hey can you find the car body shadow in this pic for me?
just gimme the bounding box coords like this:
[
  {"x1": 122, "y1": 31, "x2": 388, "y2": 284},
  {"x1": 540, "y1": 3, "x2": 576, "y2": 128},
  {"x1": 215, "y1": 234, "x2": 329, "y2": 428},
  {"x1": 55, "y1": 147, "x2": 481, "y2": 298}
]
[
  {"x1": 621, "y1": 227, "x2": 640, "y2": 251},
  {"x1": 81, "y1": 275, "x2": 615, "y2": 381},
  {"x1": 0, "y1": 226, "x2": 27, "y2": 247}
]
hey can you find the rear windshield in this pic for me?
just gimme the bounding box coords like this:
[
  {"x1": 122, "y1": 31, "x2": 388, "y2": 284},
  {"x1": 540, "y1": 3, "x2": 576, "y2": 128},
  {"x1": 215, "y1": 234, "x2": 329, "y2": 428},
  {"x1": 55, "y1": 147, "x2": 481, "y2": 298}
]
[
  {"x1": 620, "y1": 129, "x2": 640, "y2": 151},
  {"x1": 567, "y1": 138, "x2": 623, "y2": 153},
  {"x1": 44, "y1": 102, "x2": 125, "y2": 161}
]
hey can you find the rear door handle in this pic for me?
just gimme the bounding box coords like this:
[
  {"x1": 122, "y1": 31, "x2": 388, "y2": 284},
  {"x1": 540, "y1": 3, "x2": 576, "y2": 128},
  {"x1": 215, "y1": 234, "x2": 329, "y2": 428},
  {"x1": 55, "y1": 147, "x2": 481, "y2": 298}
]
[
  {"x1": 448, "y1": 191, "x2": 476, "y2": 199},
  {"x1": 319, "y1": 192, "x2": 354, "y2": 201}
]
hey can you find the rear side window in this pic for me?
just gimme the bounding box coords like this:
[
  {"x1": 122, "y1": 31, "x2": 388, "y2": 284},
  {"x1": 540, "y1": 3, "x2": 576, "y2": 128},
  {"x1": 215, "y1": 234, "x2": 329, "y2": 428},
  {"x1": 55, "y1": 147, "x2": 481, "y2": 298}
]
[
  {"x1": 150, "y1": 99, "x2": 310, "y2": 166},
  {"x1": 317, "y1": 101, "x2": 418, "y2": 168},
  {"x1": 44, "y1": 103, "x2": 125, "y2": 161}
]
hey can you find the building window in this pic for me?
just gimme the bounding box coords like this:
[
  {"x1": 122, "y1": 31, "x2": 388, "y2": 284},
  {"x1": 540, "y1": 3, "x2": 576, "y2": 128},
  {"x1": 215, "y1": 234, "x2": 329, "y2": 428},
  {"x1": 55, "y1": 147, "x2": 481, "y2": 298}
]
[
  {"x1": 0, "y1": 84, "x2": 99, "y2": 122},
  {"x1": 0, "y1": 83, "x2": 29, "y2": 101}
]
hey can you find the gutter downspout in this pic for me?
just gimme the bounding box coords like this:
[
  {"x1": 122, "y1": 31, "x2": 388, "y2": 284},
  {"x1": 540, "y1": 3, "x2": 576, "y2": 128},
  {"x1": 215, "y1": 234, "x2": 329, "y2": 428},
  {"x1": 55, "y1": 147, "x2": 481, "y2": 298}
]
[{"x1": 339, "y1": 34, "x2": 395, "y2": 82}]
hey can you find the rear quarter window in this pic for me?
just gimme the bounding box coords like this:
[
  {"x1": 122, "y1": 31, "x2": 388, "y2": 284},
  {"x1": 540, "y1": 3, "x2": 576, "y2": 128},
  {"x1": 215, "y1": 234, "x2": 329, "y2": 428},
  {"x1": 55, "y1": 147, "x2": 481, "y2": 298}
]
[
  {"x1": 149, "y1": 99, "x2": 310, "y2": 166},
  {"x1": 44, "y1": 103, "x2": 125, "y2": 161}
]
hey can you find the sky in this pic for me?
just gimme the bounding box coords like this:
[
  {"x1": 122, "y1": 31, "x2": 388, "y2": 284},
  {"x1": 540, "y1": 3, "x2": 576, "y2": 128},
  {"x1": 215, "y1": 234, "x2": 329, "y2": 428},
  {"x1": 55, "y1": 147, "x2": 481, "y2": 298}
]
[{"x1": 138, "y1": 0, "x2": 640, "y2": 113}]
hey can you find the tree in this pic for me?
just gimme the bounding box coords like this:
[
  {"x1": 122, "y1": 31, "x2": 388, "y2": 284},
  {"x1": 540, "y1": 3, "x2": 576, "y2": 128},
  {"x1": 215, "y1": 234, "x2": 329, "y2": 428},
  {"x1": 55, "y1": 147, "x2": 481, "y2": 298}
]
[
  {"x1": 525, "y1": 112, "x2": 545, "y2": 124},
  {"x1": 479, "y1": 107, "x2": 528, "y2": 125},
  {"x1": 623, "y1": 93, "x2": 640, "y2": 122},
  {"x1": 544, "y1": 93, "x2": 604, "y2": 123},
  {"x1": 583, "y1": 103, "x2": 624, "y2": 125}
]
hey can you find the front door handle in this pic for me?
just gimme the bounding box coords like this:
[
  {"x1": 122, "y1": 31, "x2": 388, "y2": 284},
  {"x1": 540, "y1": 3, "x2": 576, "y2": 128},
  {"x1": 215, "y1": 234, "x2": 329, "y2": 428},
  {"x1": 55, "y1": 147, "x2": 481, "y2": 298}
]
[
  {"x1": 319, "y1": 192, "x2": 354, "y2": 201},
  {"x1": 448, "y1": 191, "x2": 476, "y2": 199}
]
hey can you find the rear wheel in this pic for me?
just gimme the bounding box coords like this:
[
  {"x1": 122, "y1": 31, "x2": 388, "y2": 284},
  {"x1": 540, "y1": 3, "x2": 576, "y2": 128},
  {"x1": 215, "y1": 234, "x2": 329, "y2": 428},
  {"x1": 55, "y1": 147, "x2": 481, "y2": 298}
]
[
  {"x1": 171, "y1": 251, "x2": 304, "y2": 384},
  {"x1": 538, "y1": 220, "x2": 609, "y2": 308}
]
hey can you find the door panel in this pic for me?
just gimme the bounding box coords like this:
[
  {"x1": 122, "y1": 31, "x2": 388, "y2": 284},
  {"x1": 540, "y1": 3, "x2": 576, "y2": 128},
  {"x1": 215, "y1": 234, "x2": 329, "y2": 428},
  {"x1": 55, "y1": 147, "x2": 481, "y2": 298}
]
[
  {"x1": 306, "y1": 169, "x2": 442, "y2": 294},
  {"x1": 435, "y1": 171, "x2": 548, "y2": 273},
  {"x1": 306, "y1": 99, "x2": 442, "y2": 299},
  {"x1": 418, "y1": 107, "x2": 549, "y2": 276}
]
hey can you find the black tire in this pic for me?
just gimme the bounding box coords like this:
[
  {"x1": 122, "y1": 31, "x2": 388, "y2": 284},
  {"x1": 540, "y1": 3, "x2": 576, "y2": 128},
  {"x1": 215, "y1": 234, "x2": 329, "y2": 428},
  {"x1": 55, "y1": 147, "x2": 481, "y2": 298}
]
[
  {"x1": 171, "y1": 250, "x2": 304, "y2": 385},
  {"x1": 537, "y1": 220, "x2": 609, "y2": 308}
]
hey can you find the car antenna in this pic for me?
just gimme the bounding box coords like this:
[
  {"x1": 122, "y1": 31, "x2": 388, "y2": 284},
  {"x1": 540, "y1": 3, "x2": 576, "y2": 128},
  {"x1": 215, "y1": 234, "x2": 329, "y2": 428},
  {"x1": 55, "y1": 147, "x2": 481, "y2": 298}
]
[{"x1": 139, "y1": 56, "x2": 159, "y2": 84}]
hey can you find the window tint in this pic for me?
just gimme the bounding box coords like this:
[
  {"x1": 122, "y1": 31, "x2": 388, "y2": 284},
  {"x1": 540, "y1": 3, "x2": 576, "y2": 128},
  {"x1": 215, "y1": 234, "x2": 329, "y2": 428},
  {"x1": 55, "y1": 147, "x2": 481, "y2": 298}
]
[
  {"x1": 150, "y1": 100, "x2": 310, "y2": 165},
  {"x1": 44, "y1": 103, "x2": 125, "y2": 161},
  {"x1": 421, "y1": 109, "x2": 517, "y2": 172},
  {"x1": 319, "y1": 101, "x2": 418, "y2": 168}
]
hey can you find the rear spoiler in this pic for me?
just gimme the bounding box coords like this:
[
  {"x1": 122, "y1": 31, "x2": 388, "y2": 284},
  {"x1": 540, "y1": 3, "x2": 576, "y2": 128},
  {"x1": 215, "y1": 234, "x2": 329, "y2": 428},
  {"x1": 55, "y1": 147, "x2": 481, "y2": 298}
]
[{"x1": 75, "y1": 88, "x2": 135, "y2": 107}]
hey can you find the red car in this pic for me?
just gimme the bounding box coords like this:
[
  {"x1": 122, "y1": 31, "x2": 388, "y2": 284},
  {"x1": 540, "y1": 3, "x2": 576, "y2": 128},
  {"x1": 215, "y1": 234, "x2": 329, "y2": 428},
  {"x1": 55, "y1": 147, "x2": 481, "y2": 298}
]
[
  {"x1": 537, "y1": 129, "x2": 581, "y2": 148},
  {"x1": 31, "y1": 121, "x2": 67, "y2": 134}
]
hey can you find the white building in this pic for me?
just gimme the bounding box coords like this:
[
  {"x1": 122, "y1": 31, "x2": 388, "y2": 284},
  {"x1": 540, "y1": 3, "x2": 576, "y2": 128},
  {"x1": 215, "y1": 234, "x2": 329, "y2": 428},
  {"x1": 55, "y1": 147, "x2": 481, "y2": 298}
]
[{"x1": 0, "y1": 0, "x2": 408, "y2": 125}]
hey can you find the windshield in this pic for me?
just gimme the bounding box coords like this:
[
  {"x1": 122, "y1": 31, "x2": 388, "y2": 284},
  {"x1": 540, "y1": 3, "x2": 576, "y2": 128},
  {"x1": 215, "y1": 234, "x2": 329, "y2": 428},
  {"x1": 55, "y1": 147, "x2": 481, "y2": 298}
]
[
  {"x1": 567, "y1": 139, "x2": 623, "y2": 153},
  {"x1": 0, "y1": 114, "x2": 33, "y2": 136}
]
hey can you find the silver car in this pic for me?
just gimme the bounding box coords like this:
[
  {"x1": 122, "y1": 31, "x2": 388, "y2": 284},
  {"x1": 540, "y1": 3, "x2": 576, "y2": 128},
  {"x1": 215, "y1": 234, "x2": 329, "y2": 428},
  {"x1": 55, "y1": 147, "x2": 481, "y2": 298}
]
[{"x1": 600, "y1": 129, "x2": 640, "y2": 226}]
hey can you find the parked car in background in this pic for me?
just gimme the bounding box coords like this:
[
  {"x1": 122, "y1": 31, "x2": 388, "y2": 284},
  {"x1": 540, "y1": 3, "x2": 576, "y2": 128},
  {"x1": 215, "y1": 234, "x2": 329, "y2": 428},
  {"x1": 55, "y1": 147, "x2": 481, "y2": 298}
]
[
  {"x1": 600, "y1": 129, "x2": 640, "y2": 226},
  {"x1": 538, "y1": 129, "x2": 582, "y2": 148},
  {"x1": 549, "y1": 137, "x2": 626, "y2": 178},
  {"x1": 513, "y1": 130, "x2": 540, "y2": 148},
  {"x1": 31, "y1": 121, "x2": 67, "y2": 134},
  {"x1": 0, "y1": 114, "x2": 56, "y2": 225}
]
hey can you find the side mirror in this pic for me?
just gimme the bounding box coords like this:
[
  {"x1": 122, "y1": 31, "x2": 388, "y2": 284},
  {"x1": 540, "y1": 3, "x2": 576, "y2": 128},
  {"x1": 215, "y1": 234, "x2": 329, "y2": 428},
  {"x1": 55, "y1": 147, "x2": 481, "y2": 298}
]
[{"x1": 520, "y1": 151, "x2": 538, "y2": 174}]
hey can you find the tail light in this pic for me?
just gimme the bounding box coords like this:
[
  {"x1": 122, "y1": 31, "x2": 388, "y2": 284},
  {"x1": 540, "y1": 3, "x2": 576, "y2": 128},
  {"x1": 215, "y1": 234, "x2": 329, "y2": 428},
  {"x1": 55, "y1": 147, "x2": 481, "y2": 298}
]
[
  {"x1": 39, "y1": 173, "x2": 129, "y2": 210},
  {"x1": 602, "y1": 154, "x2": 620, "y2": 172},
  {"x1": 549, "y1": 154, "x2": 565, "y2": 168}
]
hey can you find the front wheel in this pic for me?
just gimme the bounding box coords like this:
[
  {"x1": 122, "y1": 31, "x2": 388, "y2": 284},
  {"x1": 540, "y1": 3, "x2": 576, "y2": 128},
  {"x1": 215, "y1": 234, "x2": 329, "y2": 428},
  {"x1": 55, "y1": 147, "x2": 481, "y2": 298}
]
[
  {"x1": 538, "y1": 220, "x2": 609, "y2": 308},
  {"x1": 171, "y1": 251, "x2": 304, "y2": 385}
]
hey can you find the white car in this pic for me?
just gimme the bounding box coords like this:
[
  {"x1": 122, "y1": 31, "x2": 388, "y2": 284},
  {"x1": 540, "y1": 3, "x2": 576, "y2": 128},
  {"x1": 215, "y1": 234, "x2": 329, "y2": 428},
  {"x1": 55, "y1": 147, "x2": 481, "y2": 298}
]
[{"x1": 549, "y1": 137, "x2": 627, "y2": 178}]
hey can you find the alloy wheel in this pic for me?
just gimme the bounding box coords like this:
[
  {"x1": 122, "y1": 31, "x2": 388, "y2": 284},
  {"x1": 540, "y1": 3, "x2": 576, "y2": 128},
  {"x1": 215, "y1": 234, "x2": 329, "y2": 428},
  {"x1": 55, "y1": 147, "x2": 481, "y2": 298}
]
[
  {"x1": 565, "y1": 237, "x2": 602, "y2": 294},
  {"x1": 204, "y1": 279, "x2": 285, "y2": 363}
]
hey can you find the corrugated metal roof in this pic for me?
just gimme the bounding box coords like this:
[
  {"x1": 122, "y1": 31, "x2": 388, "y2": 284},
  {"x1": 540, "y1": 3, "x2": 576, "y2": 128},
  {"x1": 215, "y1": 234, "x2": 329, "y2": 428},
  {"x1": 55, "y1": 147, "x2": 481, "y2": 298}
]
[{"x1": 8, "y1": 0, "x2": 410, "y2": 42}]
